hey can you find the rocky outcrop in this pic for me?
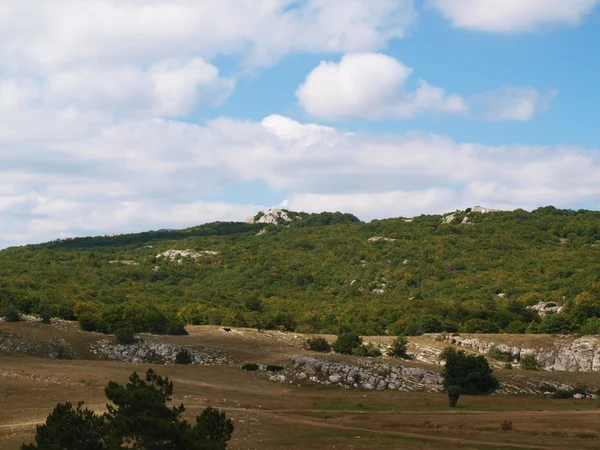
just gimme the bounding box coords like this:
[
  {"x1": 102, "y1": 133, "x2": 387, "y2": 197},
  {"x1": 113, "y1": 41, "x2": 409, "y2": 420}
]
[
  {"x1": 431, "y1": 334, "x2": 600, "y2": 372},
  {"x1": 157, "y1": 249, "x2": 218, "y2": 262},
  {"x1": 90, "y1": 340, "x2": 230, "y2": 365},
  {"x1": 244, "y1": 208, "x2": 292, "y2": 226},
  {"x1": 368, "y1": 236, "x2": 397, "y2": 243},
  {"x1": 0, "y1": 332, "x2": 74, "y2": 359},
  {"x1": 527, "y1": 301, "x2": 565, "y2": 317},
  {"x1": 287, "y1": 356, "x2": 444, "y2": 392}
]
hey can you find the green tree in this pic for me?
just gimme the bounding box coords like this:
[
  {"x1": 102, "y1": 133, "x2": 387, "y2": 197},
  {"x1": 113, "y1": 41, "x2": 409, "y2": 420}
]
[
  {"x1": 447, "y1": 385, "x2": 461, "y2": 408},
  {"x1": 441, "y1": 348, "x2": 499, "y2": 395},
  {"x1": 21, "y1": 369, "x2": 233, "y2": 450},
  {"x1": 332, "y1": 332, "x2": 362, "y2": 354},
  {"x1": 387, "y1": 335, "x2": 409, "y2": 358},
  {"x1": 114, "y1": 328, "x2": 136, "y2": 345},
  {"x1": 21, "y1": 402, "x2": 111, "y2": 450}
]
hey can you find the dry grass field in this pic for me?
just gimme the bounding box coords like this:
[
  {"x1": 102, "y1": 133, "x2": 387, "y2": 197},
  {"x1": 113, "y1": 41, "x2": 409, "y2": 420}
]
[{"x1": 1, "y1": 322, "x2": 600, "y2": 449}]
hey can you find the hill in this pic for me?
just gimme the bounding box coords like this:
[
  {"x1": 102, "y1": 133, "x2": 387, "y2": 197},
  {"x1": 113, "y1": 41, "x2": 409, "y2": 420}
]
[{"x1": 1, "y1": 206, "x2": 600, "y2": 336}]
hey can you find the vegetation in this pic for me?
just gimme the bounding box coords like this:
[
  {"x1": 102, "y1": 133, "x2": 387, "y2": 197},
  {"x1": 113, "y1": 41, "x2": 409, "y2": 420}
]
[
  {"x1": 241, "y1": 363, "x2": 259, "y2": 371},
  {"x1": 175, "y1": 349, "x2": 193, "y2": 365},
  {"x1": 447, "y1": 385, "x2": 461, "y2": 407},
  {"x1": 2, "y1": 207, "x2": 600, "y2": 336},
  {"x1": 441, "y1": 348, "x2": 499, "y2": 395},
  {"x1": 114, "y1": 328, "x2": 136, "y2": 345},
  {"x1": 306, "y1": 336, "x2": 331, "y2": 352},
  {"x1": 520, "y1": 354, "x2": 540, "y2": 371},
  {"x1": 333, "y1": 332, "x2": 363, "y2": 354},
  {"x1": 488, "y1": 346, "x2": 511, "y2": 362},
  {"x1": 21, "y1": 368, "x2": 233, "y2": 450},
  {"x1": 387, "y1": 335, "x2": 409, "y2": 358},
  {"x1": 351, "y1": 342, "x2": 382, "y2": 357}
]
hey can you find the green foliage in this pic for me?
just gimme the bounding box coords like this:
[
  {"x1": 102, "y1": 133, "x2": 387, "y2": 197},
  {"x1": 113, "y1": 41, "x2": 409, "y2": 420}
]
[
  {"x1": 20, "y1": 402, "x2": 109, "y2": 450},
  {"x1": 580, "y1": 317, "x2": 600, "y2": 335},
  {"x1": 114, "y1": 328, "x2": 136, "y2": 345},
  {"x1": 39, "y1": 306, "x2": 53, "y2": 324},
  {"x1": 3, "y1": 207, "x2": 600, "y2": 337},
  {"x1": 519, "y1": 354, "x2": 539, "y2": 371},
  {"x1": 22, "y1": 369, "x2": 233, "y2": 450},
  {"x1": 504, "y1": 320, "x2": 526, "y2": 334},
  {"x1": 351, "y1": 342, "x2": 382, "y2": 357},
  {"x1": 488, "y1": 346, "x2": 511, "y2": 362},
  {"x1": 2, "y1": 305, "x2": 21, "y2": 322},
  {"x1": 504, "y1": 363, "x2": 513, "y2": 369},
  {"x1": 306, "y1": 336, "x2": 331, "y2": 352},
  {"x1": 241, "y1": 363, "x2": 259, "y2": 371},
  {"x1": 500, "y1": 421, "x2": 513, "y2": 432},
  {"x1": 265, "y1": 365, "x2": 284, "y2": 372},
  {"x1": 441, "y1": 347, "x2": 499, "y2": 395},
  {"x1": 332, "y1": 332, "x2": 362, "y2": 354},
  {"x1": 387, "y1": 335, "x2": 409, "y2": 358},
  {"x1": 447, "y1": 385, "x2": 461, "y2": 408},
  {"x1": 175, "y1": 349, "x2": 193, "y2": 365}
]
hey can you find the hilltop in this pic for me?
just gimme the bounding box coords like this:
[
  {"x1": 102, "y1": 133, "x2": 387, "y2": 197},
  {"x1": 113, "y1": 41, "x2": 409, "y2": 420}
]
[{"x1": 1, "y1": 205, "x2": 600, "y2": 336}]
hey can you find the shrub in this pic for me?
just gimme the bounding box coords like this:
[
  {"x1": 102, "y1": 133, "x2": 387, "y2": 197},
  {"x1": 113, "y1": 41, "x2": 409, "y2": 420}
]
[
  {"x1": 333, "y1": 332, "x2": 362, "y2": 354},
  {"x1": 3, "y1": 306, "x2": 21, "y2": 322},
  {"x1": 241, "y1": 363, "x2": 259, "y2": 371},
  {"x1": 265, "y1": 365, "x2": 284, "y2": 372},
  {"x1": 388, "y1": 335, "x2": 409, "y2": 358},
  {"x1": 488, "y1": 346, "x2": 511, "y2": 362},
  {"x1": 306, "y1": 336, "x2": 331, "y2": 352},
  {"x1": 352, "y1": 343, "x2": 382, "y2": 357},
  {"x1": 40, "y1": 307, "x2": 53, "y2": 325},
  {"x1": 520, "y1": 354, "x2": 539, "y2": 371},
  {"x1": 175, "y1": 349, "x2": 193, "y2": 365},
  {"x1": 500, "y1": 421, "x2": 513, "y2": 432},
  {"x1": 504, "y1": 320, "x2": 526, "y2": 334},
  {"x1": 114, "y1": 327, "x2": 136, "y2": 345},
  {"x1": 504, "y1": 363, "x2": 513, "y2": 369},
  {"x1": 78, "y1": 314, "x2": 99, "y2": 332},
  {"x1": 55, "y1": 345, "x2": 73, "y2": 360},
  {"x1": 447, "y1": 385, "x2": 460, "y2": 407},
  {"x1": 441, "y1": 347, "x2": 499, "y2": 395},
  {"x1": 525, "y1": 321, "x2": 540, "y2": 334}
]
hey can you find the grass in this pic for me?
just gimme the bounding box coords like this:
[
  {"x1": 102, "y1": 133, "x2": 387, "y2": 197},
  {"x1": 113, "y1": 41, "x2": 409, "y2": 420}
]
[{"x1": 2, "y1": 322, "x2": 600, "y2": 449}]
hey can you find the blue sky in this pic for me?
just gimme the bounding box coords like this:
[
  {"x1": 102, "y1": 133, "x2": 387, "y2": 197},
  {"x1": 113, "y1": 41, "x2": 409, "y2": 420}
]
[{"x1": 0, "y1": 0, "x2": 599, "y2": 248}]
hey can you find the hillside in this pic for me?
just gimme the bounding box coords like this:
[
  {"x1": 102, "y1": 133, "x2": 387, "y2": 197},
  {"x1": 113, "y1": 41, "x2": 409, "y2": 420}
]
[{"x1": 1, "y1": 206, "x2": 600, "y2": 336}]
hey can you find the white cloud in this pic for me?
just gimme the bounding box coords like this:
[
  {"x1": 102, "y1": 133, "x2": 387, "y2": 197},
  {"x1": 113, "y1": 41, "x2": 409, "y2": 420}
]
[
  {"x1": 427, "y1": 0, "x2": 600, "y2": 33},
  {"x1": 297, "y1": 53, "x2": 553, "y2": 122},
  {"x1": 296, "y1": 53, "x2": 468, "y2": 120},
  {"x1": 1, "y1": 113, "x2": 599, "y2": 248},
  {"x1": 474, "y1": 87, "x2": 558, "y2": 122}
]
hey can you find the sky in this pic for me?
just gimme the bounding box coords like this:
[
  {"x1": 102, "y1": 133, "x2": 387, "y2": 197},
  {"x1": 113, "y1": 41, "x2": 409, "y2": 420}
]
[{"x1": 1, "y1": 0, "x2": 599, "y2": 248}]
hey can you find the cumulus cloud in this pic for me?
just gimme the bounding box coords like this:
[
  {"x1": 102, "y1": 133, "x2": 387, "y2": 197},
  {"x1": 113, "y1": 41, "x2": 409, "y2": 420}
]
[
  {"x1": 1, "y1": 113, "x2": 599, "y2": 248},
  {"x1": 296, "y1": 53, "x2": 468, "y2": 120},
  {"x1": 427, "y1": 0, "x2": 600, "y2": 33},
  {"x1": 297, "y1": 53, "x2": 553, "y2": 122}
]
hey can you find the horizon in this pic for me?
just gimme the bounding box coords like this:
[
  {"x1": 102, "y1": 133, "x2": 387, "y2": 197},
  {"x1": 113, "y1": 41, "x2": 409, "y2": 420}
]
[{"x1": 1, "y1": 1, "x2": 599, "y2": 249}]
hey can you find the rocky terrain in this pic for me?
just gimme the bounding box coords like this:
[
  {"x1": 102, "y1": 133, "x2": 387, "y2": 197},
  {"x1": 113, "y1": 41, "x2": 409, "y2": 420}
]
[
  {"x1": 428, "y1": 334, "x2": 600, "y2": 372},
  {"x1": 0, "y1": 331, "x2": 74, "y2": 359},
  {"x1": 89, "y1": 339, "x2": 230, "y2": 365}
]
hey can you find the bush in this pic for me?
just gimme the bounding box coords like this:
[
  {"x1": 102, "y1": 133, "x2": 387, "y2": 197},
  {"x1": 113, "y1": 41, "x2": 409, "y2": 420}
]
[
  {"x1": 40, "y1": 307, "x2": 53, "y2": 324},
  {"x1": 441, "y1": 347, "x2": 499, "y2": 395},
  {"x1": 241, "y1": 363, "x2": 259, "y2": 371},
  {"x1": 332, "y1": 332, "x2": 362, "y2": 354},
  {"x1": 352, "y1": 343, "x2": 382, "y2": 357},
  {"x1": 265, "y1": 365, "x2": 284, "y2": 372},
  {"x1": 488, "y1": 346, "x2": 511, "y2": 362},
  {"x1": 519, "y1": 354, "x2": 539, "y2": 371},
  {"x1": 114, "y1": 327, "x2": 136, "y2": 345},
  {"x1": 504, "y1": 320, "x2": 526, "y2": 334},
  {"x1": 504, "y1": 363, "x2": 513, "y2": 369},
  {"x1": 3, "y1": 306, "x2": 21, "y2": 322},
  {"x1": 500, "y1": 421, "x2": 513, "y2": 432},
  {"x1": 175, "y1": 349, "x2": 193, "y2": 365},
  {"x1": 388, "y1": 335, "x2": 409, "y2": 358},
  {"x1": 447, "y1": 385, "x2": 460, "y2": 407},
  {"x1": 525, "y1": 321, "x2": 540, "y2": 334},
  {"x1": 306, "y1": 336, "x2": 331, "y2": 352}
]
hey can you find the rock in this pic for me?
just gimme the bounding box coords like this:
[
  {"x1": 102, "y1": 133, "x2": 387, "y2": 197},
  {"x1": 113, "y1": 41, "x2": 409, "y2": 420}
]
[
  {"x1": 367, "y1": 237, "x2": 396, "y2": 243},
  {"x1": 527, "y1": 302, "x2": 565, "y2": 318},
  {"x1": 157, "y1": 249, "x2": 218, "y2": 263},
  {"x1": 245, "y1": 208, "x2": 292, "y2": 225},
  {"x1": 329, "y1": 374, "x2": 342, "y2": 383},
  {"x1": 574, "y1": 393, "x2": 584, "y2": 399}
]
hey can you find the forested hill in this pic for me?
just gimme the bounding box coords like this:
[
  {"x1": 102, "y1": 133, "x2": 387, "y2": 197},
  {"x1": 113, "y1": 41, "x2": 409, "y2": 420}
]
[{"x1": 1, "y1": 207, "x2": 600, "y2": 336}]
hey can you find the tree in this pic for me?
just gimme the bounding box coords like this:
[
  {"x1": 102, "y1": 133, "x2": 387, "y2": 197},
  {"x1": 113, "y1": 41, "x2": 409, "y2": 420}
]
[
  {"x1": 175, "y1": 349, "x2": 193, "y2": 365},
  {"x1": 387, "y1": 335, "x2": 409, "y2": 358},
  {"x1": 114, "y1": 328, "x2": 136, "y2": 345},
  {"x1": 447, "y1": 385, "x2": 461, "y2": 407},
  {"x1": 441, "y1": 348, "x2": 499, "y2": 395},
  {"x1": 21, "y1": 402, "x2": 111, "y2": 450},
  {"x1": 21, "y1": 369, "x2": 233, "y2": 450},
  {"x1": 306, "y1": 336, "x2": 331, "y2": 352},
  {"x1": 332, "y1": 332, "x2": 362, "y2": 354}
]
